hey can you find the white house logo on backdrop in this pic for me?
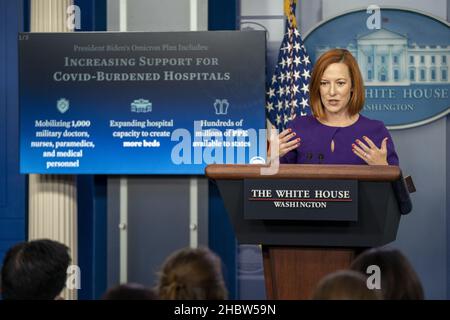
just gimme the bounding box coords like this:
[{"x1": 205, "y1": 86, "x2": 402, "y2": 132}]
[
  {"x1": 316, "y1": 28, "x2": 449, "y2": 86},
  {"x1": 305, "y1": 8, "x2": 450, "y2": 129}
]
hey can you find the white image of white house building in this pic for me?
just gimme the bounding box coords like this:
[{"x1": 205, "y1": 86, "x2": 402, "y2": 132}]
[
  {"x1": 131, "y1": 99, "x2": 152, "y2": 113},
  {"x1": 315, "y1": 28, "x2": 449, "y2": 86}
]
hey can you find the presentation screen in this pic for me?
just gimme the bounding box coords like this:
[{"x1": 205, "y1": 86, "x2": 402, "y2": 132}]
[{"x1": 19, "y1": 31, "x2": 266, "y2": 174}]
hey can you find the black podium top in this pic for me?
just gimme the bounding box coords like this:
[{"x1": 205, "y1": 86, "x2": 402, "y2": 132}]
[{"x1": 206, "y1": 164, "x2": 407, "y2": 248}]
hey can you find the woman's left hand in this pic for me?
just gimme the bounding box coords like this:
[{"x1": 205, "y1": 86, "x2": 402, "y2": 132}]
[{"x1": 352, "y1": 136, "x2": 389, "y2": 165}]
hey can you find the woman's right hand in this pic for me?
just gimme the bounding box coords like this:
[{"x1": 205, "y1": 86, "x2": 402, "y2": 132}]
[{"x1": 267, "y1": 125, "x2": 301, "y2": 159}]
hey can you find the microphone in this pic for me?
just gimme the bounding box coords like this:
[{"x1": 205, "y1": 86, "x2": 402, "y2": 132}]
[{"x1": 318, "y1": 153, "x2": 324, "y2": 164}]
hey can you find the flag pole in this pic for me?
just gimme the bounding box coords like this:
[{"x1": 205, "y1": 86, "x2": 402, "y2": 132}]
[{"x1": 284, "y1": 0, "x2": 298, "y2": 29}]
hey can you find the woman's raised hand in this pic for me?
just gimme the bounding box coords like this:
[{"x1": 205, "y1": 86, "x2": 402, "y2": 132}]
[
  {"x1": 352, "y1": 136, "x2": 388, "y2": 165},
  {"x1": 267, "y1": 125, "x2": 301, "y2": 160}
]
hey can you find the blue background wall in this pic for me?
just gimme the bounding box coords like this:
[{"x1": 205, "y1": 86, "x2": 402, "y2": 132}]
[{"x1": 0, "y1": 0, "x2": 26, "y2": 266}]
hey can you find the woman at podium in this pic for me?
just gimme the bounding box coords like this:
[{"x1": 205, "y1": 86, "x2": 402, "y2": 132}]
[{"x1": 273, "y1": 48, "x2": 399, "y2": 166}]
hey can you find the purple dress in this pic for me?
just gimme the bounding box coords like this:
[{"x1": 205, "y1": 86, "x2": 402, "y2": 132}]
[{"x1": 280, "y1": 115, "x2": 399, "y2": 165}]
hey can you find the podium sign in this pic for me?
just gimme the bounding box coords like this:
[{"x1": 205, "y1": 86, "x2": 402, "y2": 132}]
[{"x1": 244, "y1": 179, "x2": 358, "y2": 221}]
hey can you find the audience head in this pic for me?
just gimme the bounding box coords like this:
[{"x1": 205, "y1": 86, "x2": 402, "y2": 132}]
[
  {"x1": 312, "y1": 270, "x2": 381, "y2": 300},
  {"x1": 102, "y1": 283, "x2": 157, "y2": 300},
  {"x1": 1, "y1": 239, "x2": 71, "y2": 300},
  {"x1": 157, "y1": 247, "x2": 227, "y2": 300},
  {"x1": 350, "y1": 247, "x2": 424, "y2": 300}
]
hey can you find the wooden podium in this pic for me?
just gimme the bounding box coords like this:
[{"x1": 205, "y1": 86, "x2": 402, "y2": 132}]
[{"x1": 205, "y1": 164, "x2": 410, "y2": 300}]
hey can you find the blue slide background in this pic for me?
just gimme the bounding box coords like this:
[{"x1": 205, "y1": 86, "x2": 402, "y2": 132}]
[{"x1": 20, "y1": 31, "x2": 267, "y2": 174}]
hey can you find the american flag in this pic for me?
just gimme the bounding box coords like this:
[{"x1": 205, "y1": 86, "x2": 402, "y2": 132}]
[{"x1": 266, "y1": 0, "x2": 312, "y2": 131}]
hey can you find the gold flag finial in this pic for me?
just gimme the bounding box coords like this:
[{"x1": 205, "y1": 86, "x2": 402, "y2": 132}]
[{"x1": 284, "y1": 0, "x2": 298, "y2": 28}]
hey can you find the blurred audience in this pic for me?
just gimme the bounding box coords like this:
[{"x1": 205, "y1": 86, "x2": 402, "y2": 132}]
[
  {"x1": 312, "y1": 270, "x2": 381, "y2": 300},
  {"x1": 102, "y1": 283, "x2": 157, "y2": 300},
  {"x1": 1, "y1": 239, "x2": 71, "y2": 300},
  {"x1": 350, "y1": 247, "x2": 424, "y2": 300},
  {"x1": 157, "y1": 247, "x2": 227, "y2": 300}
]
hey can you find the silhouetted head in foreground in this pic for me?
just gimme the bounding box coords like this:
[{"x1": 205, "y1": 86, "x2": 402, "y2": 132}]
[
  {"x1": 312, "y1": 270, "x2": 381, "y2": 300},
  {"x1": 1, "y1": 239, "x2": 71, "y2": 300},
  {"x1": 350, "y1": 247, "x2": 424, "y2": 300},
  {"x1": 102, "y1": 283, "x2": 157, "y2": 300},
  {"x1": 157, "y1": 247, "x2": 227, "y2": 300}
]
